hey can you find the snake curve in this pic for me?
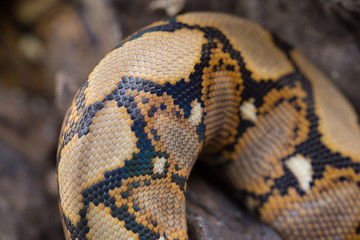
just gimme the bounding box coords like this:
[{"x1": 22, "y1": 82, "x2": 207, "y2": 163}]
[{"x1": 57, "y1": 12, "x2": 360, "y2": 240}]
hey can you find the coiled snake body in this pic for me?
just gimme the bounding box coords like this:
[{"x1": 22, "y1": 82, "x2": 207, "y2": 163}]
[{"x1": 57, "y1": 12, "x2": 360, "y2": 240}]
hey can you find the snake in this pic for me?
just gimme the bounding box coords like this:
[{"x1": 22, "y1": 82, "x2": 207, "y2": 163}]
[{"x1": 56, "y1": 12, "x2": 360, "y2": 240}]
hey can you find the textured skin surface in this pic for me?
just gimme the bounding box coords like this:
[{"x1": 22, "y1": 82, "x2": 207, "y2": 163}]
[{"x1": 57, "y1": 12, "x2": 360, "y2": 240}]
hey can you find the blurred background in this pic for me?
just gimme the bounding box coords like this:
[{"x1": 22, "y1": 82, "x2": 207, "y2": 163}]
[{"x1": 0, "y1": 0, "x2": 359, "y2": 239}]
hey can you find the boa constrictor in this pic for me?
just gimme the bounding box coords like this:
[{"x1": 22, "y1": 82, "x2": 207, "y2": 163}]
[{"x1": 57, "y1": 12, "x2": 360, "y2": 240}]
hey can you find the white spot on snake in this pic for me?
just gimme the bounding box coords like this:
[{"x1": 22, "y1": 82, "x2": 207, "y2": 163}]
[
  {"x1": 189, "y1": 100, "x2": 202, "y2": 126},
  {"x1": 154, "y1": 157, "x2": 167, "y2": 174},
  {"x1": 285, "y1": 154, "x2": 313, "y2": 191},
  {"x1": 159, "y1": 236, "x2": 166, "y2": 240},
  {"x1": 240, "y1": 99, "x2": 257, "y2": 121}
]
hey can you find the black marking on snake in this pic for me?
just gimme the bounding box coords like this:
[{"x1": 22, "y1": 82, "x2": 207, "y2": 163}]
[
  {"x1": 356, "y1": 225, "x2": 360, "y2": 234},
  {"x1": 356, "y1": 220, "x2": 360, "y2": 234},
  {"x1": 247, "y1": 36, "x2": 360, "y2": 209},
  {"x1": 62, "y1": 109, "x2": 72, "y2": 132},
  {"x1": 171, "y1": 173, "x2": 187, "y2": 191},
  {"x1": 274, "y1": 165, "x2": 307, "y2": 195},
  {"x1": 196, "y1": 118, "x2": 206, "y2": 142},
  {"x1": 113, "y1": 16, "x2": 189, "y2": 50},
  {"x1": 75, "y1": 79, "x2": 89, "y2": 113},
  {"x1": 279, "y1": 41, "x2": 360, "y2": 176},
  {"x1": 57, "y1": 101, "x2": 105, "y2": 166},
  {"x1": 270, "y1": 32, "x2": 294, "y2": 53}
]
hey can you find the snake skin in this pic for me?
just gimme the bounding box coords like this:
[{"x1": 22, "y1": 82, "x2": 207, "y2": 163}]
[{"x1": 57, "y1": 12, "x2": 360, "y2": 240}]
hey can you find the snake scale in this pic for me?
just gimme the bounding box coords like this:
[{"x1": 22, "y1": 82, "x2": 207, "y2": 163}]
[{"x1": 57, "y1": 12, "x2": 360, "y2": 240}]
